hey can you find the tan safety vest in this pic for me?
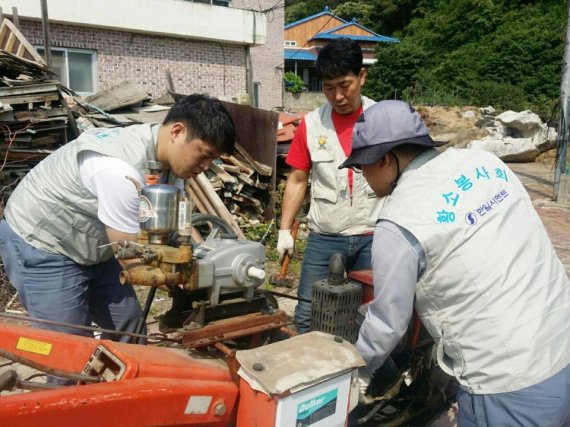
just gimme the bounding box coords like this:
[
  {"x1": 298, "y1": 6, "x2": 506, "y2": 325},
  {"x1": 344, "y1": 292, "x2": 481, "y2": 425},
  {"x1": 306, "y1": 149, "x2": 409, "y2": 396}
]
[
  {"x1": 305, "y1": 96, "x2": 385, "y2": 235},
  {"x1": 5, "y1": 124, "x2": 160, "y2": 265},
  {"x1": 380, "y1": 147, "x2": 570, "y2": 393}
]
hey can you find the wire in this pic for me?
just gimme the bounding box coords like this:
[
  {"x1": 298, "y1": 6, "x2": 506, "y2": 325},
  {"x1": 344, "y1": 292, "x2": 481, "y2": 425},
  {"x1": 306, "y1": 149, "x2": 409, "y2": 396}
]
[
  {"x1": 0, "y1": 122, "x2": 32, "y2": 172},
  {"x1": 260, "y1": 0, "x2": 284, "y2": 13}
]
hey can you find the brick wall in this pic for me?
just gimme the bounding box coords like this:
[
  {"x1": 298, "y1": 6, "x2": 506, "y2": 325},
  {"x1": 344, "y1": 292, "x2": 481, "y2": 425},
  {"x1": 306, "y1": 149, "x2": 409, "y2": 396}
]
[
  {"x1": 19, "y1": 19, "x2": 247, "y2": 101},
  {"x1": 232, "y1": 0, "x2": 284, "y2": 110}
]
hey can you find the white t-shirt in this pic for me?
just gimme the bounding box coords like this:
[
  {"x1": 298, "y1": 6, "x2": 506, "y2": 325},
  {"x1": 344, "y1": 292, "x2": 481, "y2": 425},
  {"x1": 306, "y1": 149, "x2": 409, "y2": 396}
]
[{"x1": 78, "y1": 151, "x2": 143, "y2": 233}]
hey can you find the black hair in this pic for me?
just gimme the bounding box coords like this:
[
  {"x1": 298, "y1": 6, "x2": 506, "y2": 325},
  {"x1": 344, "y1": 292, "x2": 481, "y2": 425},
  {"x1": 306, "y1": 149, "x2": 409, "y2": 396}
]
[
  {"x1": 316, "y1": 38, "x2": 363, "y2": 80},
  {"x1": 163, "y1": 94, "x2": 235, "y2": 154}
]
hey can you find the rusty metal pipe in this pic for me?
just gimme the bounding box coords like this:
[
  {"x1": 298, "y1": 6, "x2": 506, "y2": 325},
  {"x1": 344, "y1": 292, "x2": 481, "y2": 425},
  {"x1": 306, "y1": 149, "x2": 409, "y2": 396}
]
[{"x1": 119, "y1": 266, "x2": 182, "y2": 287}]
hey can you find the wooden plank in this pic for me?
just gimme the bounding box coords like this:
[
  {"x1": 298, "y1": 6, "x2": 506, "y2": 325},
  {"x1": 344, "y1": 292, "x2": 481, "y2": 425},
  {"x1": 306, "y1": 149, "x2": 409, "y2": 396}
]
[
  {"x1": 0, "y1": 83, "x2": 59, "y2": 96},
  {"x1": 5, "y1": 32, "x2": 15, "y2": 52},
  {"x1": 85, "y1": 81, "x2": 150, "y2": 112},
  {"x1": 237, "y1": 173, "x2": 255, "y2": 187},
  {"x1": 14, "y1": 107, "x2": 68, "y2": 120},
  {"x1": 220, "y1": 163, "x2": 240, "y2": 174},
  {"x1": 0, "y1": 18, "x2": 46, "y2": 65},
  {"x1": 209, "y1": 161, "x2": 237, "y2": 184},
  {"x1": 185, "y1": 182, "x2": 208, "y2": 214},
  {"x1": 235, "y1": 142, "x2": 272, "y2": 176},
  {"x1": 188, "y1": 178, "x2": 216, "y2": 214},
  {"x1": 0, "y1": 92, "x2": 59, "y2": 105},
  {"x1": 224, "y1": 155, "x2": 254, "y2": 176},
  {"x1": 196, "y1": 173, "x2": 245, "y2": 239}
]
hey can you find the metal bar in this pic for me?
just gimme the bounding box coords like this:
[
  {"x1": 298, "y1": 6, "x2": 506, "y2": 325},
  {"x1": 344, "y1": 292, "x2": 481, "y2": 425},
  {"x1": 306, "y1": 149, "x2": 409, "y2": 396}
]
[
  {"x1": 554, "y1": 0, "x2": 570, "y2": 200},
  {"x1": 262, "y1": 289, "x2": 310, "y2": 303},
  {"x1": 11, "y1": 7, "x2": 19, "y2": 29},
  {"x1": 40, "y1": 0, "x2": 52, "y2": 70},
  {"x1": 132, "y1": 286, "x2": 157, "y2": 344},
  {"x1": 181, "y1": 310, "x2": 288, "y2": 348},
  {"x1": 0, "y1": 312, "x2": 180, "y2": 343}
]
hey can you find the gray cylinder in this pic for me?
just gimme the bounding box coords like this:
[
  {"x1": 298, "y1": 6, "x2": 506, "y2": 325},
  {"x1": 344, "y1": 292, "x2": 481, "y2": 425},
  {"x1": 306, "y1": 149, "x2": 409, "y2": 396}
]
[{"x1": 139, "y1": 184, "x2": 180, "y2": 244}]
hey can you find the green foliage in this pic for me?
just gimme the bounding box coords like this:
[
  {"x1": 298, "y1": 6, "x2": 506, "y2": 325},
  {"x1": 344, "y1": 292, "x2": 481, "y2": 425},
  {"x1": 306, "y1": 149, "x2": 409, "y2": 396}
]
[
  {"x1": 284, "y1": 71, "x2": 306, "y2": 94},
  {"x1": 285, "y1": 0, "x2": 326, "y2": 24},
  {"x1": 361, "y1": 0, "x2": 565, "y2": 115},
  {"x1": 332, "y1": 1, "x2": 376, "y2": 29}
]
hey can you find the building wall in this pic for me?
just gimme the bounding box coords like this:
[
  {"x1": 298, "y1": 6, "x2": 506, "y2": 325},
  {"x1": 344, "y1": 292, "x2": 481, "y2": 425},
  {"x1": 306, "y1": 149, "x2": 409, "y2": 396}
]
[
  {"x1": 284, "y1": 91, "x2": 326, "y2": 112},
  {"x1": 19, "y1": 19, "x2": 247, "y2": 100},
  {"x1": 232, "y1": 0, "x2": 284, "y2": 110}
]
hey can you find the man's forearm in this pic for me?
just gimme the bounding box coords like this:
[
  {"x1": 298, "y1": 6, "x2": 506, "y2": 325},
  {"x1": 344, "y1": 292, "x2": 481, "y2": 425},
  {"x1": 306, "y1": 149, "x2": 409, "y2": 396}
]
[
  {"x1": 280, "y1": 169, "x2": 309, "y2": 230},
  {"x1": 280, "y1": 182, "x2": 306, "y2": 229}
]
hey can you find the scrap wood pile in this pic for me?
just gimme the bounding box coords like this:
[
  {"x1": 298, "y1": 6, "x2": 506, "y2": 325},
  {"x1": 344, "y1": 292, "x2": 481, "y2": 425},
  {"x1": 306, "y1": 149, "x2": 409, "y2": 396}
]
[
  {"x1": 191, "y1": 144, "x2": 273, "y2": 234},
  {"x1": 0, "y1": 19, "x2": 277, "y2": 238},
  {"x1": 0, "y1": 19, "x2": 77, "y2": 202}
]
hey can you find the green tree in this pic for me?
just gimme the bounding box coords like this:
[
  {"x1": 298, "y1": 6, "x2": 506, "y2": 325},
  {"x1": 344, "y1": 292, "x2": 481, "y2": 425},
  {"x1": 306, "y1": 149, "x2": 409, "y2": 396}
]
[{"x1": 333, "y1": 1, "x2": 376, "y2": 29}]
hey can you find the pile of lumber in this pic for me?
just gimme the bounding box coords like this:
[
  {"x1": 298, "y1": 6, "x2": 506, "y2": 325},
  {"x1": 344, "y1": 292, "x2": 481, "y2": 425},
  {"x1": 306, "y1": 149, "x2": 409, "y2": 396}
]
[
  {"x1": 190, "y1": 143, "x2": 272, "y2": 231},
  {"x1": 0, "y1": 19, "x2": 75, "y2": 201}
]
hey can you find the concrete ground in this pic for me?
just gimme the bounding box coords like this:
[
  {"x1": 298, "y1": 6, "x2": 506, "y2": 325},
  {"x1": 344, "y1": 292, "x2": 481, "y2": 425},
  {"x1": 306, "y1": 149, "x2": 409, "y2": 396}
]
[{"x1": 510, "y1": 161, "x2": 570, "y2": 275}]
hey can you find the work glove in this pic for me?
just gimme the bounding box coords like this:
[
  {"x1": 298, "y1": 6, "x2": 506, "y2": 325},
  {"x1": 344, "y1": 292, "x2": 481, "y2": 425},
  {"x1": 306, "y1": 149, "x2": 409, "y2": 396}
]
[
  {"x1": 357, "y1": 370, "x2": 374, "y2": 405},
  {"x1": 277, "y1": 229, "x2": 295, "y2": 263}
]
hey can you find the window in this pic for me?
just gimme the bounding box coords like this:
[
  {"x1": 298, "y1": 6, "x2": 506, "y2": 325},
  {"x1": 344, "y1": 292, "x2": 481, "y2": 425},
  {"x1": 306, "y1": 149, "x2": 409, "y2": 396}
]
[
  {"x1": 253, "y1": 82, "x2": 260, "y2": 108},
  {"x1": 284, "y1": 40, "x2": 297, "y2": 47},
  {"x1": 188, "y1": 0, "x2": 230, "y2": 6},
  {"x1": 36, "y1": 47, "x2": 96, "y2": 95}
]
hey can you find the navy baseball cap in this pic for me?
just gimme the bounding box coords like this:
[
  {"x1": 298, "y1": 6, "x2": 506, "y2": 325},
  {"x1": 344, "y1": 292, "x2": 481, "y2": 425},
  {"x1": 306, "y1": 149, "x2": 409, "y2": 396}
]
[{"x1": 339, "y1": 100, "x2": 446, "y2": 169}]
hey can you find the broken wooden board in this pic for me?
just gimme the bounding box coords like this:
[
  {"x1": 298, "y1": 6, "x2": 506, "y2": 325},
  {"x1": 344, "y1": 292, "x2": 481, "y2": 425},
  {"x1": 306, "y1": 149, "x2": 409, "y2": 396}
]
[
  {"x1": 0, "y1": 19, "x2": 46, "y2": 65},
  {"x1": 84, "y1": 81, "x2": 150, "y2": 112}
]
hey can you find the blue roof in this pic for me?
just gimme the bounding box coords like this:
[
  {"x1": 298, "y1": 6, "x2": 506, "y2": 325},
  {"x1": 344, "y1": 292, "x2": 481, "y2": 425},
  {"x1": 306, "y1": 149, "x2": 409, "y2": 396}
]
[
  {"x1": 284, "y1": 50, "x2": 317, "y2": 61},
  {"x1": 315, "y1": 20, "x2": 399, "y2": 43},
  {"x1": 285, "y1": 6, "x2": 345, "y2": 30},
  {"x1": 313, "y1": 33, "x2": 399, "y2": 43}
]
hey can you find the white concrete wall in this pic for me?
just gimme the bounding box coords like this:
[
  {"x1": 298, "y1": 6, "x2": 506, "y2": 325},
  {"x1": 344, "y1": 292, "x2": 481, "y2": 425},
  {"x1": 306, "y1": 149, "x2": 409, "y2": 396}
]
[
  {"x1": 233, "y1": 0, "x2": 284, "y2": 110},
  {"x1": 1, "y1": 0, "x2": 266, "y2": 45}
]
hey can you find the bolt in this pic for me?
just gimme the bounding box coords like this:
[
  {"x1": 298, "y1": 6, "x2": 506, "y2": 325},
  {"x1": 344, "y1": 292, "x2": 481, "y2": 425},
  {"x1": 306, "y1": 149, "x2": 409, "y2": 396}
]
[
  {"x1": 213, "y1": 402, "x2": 226, "y2": 416},
  {"x1": 252, "y1": 362, "x2": 265, "y2": 371}
]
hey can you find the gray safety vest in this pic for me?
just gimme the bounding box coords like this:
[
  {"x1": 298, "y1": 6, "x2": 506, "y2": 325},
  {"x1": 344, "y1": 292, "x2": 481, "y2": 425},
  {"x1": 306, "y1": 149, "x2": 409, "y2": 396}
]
[
  {"x1": 380, "y1": 147, "x2": 570, "y2": 393},
  {"x1": 5, "y1": 124, "x2": 160, "y2": 265},
  {"x1": 305, "y1": 96, "x2": 385, "y2": 235}
]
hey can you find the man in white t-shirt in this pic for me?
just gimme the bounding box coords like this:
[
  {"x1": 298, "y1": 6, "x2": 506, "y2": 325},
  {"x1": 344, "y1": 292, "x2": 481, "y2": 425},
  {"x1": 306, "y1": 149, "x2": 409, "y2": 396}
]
[{"x1": 0, "y1": 95, "x2": 235, "y2": 357}]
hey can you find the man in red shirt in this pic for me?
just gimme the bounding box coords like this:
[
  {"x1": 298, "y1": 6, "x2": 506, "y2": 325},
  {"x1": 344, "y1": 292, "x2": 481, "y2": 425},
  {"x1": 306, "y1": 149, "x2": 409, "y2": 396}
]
[{"x1": 278, "y1": 38, "x2": 384, "y2": 332}]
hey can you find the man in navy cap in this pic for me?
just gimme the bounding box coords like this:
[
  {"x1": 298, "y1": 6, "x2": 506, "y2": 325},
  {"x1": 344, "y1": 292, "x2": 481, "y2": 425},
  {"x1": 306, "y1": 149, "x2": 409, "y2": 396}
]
[{"x1": 340, "y1": 100, "x2": 570, "y2": 425}]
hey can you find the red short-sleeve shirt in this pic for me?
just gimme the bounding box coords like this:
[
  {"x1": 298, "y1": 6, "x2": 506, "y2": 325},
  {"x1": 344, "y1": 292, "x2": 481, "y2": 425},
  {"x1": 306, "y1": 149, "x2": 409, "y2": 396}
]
[{"x1": 286, "y1": 107, "x2": 363, "y2": 193}]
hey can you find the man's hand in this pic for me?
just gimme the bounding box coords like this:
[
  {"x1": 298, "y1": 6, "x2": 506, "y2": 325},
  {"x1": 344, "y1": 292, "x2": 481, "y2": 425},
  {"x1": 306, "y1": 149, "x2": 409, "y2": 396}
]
[{"x1": 277, "y1": 229, "x2": 295, "y2": 263}]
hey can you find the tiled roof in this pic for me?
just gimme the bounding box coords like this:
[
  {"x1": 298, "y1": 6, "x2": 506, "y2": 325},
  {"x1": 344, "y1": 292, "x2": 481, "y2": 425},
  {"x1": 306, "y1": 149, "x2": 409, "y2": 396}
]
[
  {"x1": 284, "y1": 49, "x2": 317, "y2": 61},
  {"x1": 315, "y1": 19, "x2": 400, "y2": 43},
  {"x1": 313, "y1": 33, "x2": 399, "y2": 43},
  {"x1": 285, "y1": 6, "x2": 345, "y2": 29}
]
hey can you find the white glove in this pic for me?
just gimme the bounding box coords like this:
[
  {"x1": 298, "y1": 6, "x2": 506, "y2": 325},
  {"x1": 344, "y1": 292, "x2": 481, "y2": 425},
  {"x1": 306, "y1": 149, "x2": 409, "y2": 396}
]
[
  {"x1": 357, "y1": 371, "x2": 374, "y2": 405},
  {"x1": 277, "y1": 229, "x2": 295, "y2": 263}
]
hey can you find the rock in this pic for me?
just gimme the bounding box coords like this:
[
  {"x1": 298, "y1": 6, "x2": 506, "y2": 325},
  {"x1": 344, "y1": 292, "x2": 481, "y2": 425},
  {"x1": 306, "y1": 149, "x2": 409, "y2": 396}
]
[
  {"x1": 495, "y1": 110, "x2": 543, "y2": 138},
  {"x1": 468, "y1": 110, "x2": 557, "y2": 162},
  {"x1": 480, "y1": 106, "x2": 496, "y2": 115},
  {"x1": 461, "y1": 110, "x2": 476, "y2": 119}
]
